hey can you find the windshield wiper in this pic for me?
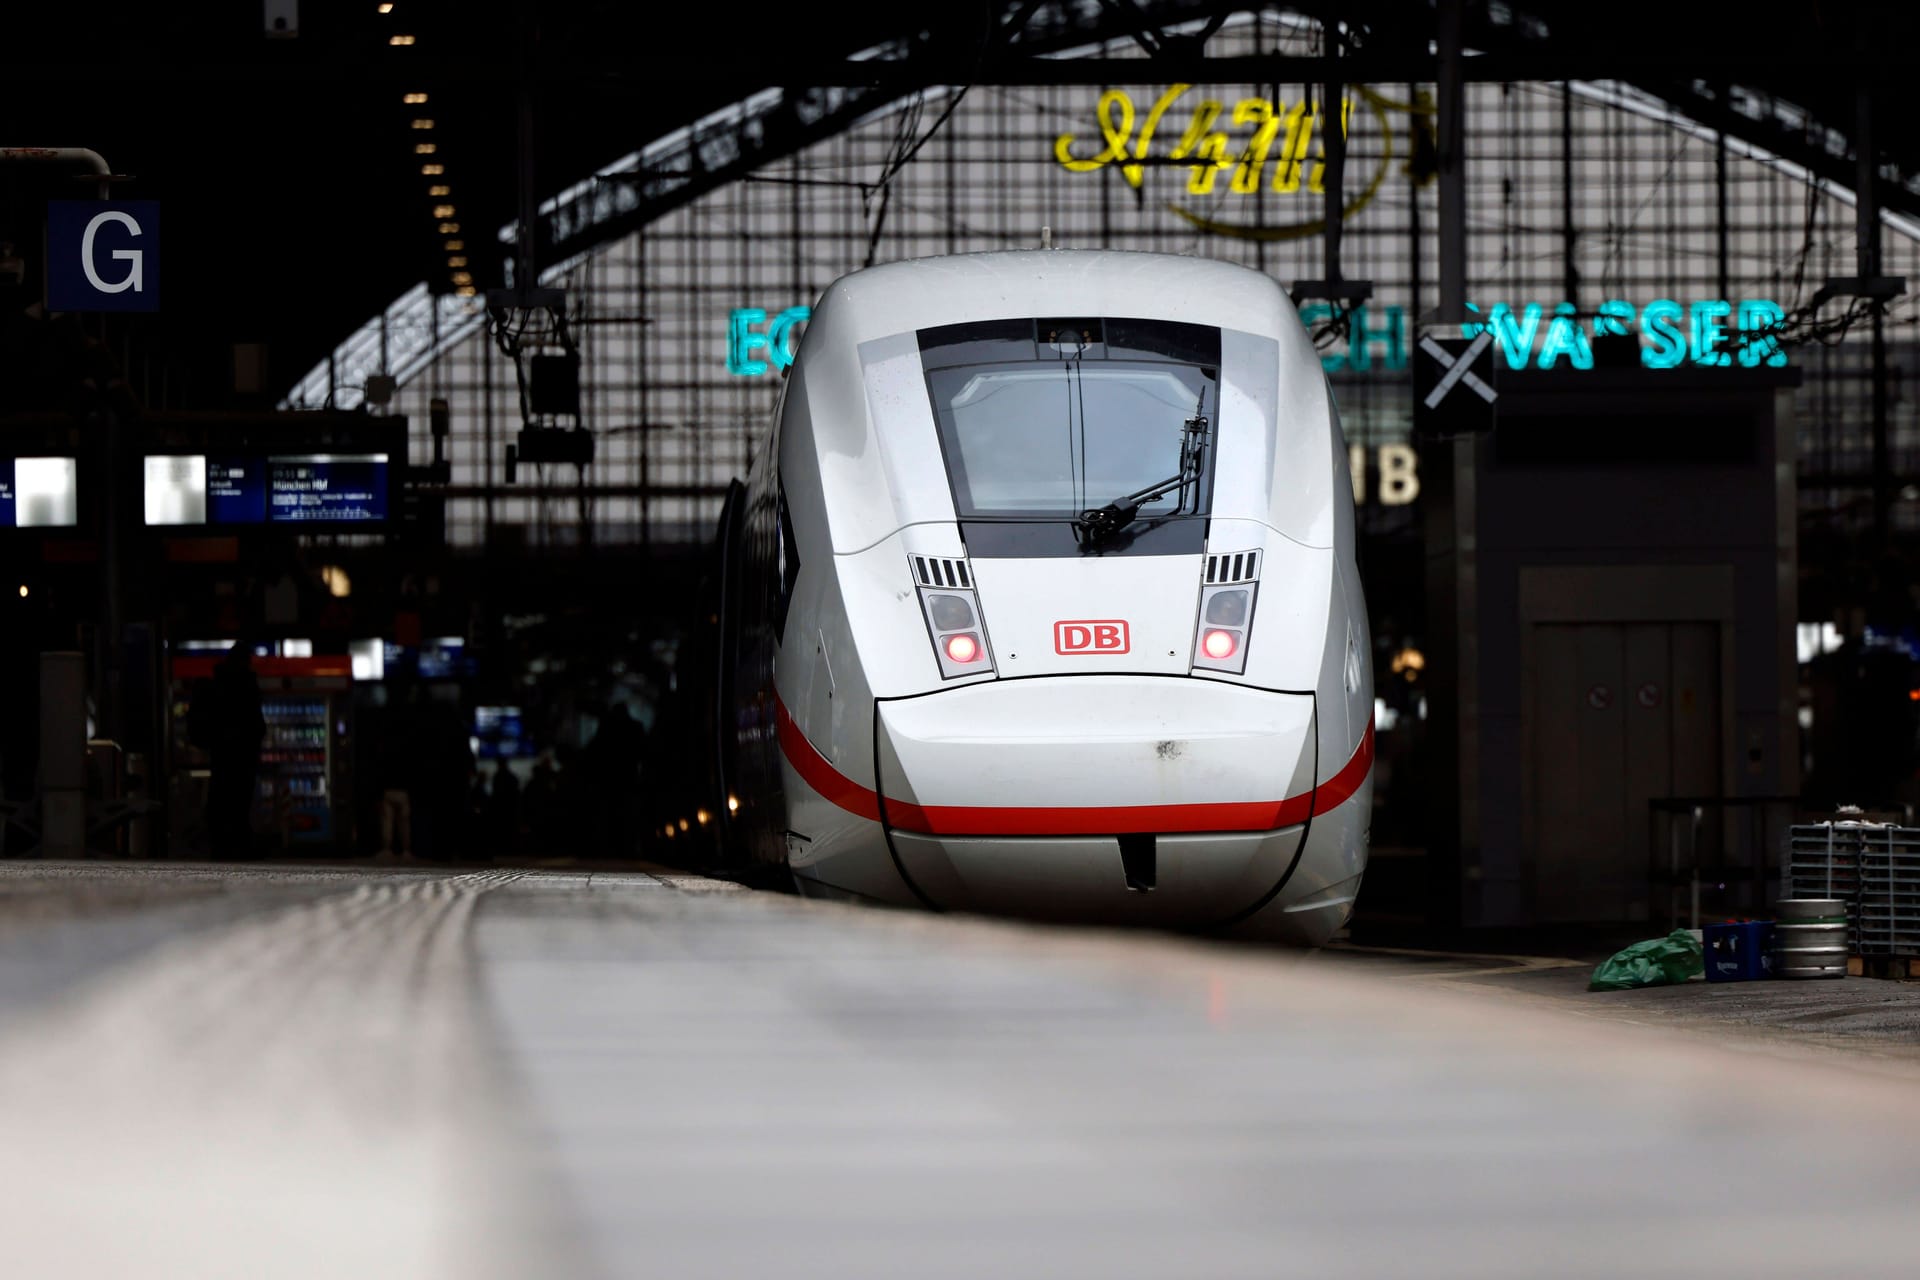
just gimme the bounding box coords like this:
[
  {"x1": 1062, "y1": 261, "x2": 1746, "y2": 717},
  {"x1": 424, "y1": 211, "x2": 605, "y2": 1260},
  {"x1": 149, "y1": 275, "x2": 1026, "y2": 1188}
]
[{"x1": 1073, "y1": 412, "x2": 1211, "y2": 548}]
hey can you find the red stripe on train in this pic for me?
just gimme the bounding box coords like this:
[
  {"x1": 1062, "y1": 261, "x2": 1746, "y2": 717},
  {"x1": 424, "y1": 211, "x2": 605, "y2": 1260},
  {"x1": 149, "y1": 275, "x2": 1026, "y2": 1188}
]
[{"x1": 773, "y1": 696, "x2": 1372, "y2": 838}]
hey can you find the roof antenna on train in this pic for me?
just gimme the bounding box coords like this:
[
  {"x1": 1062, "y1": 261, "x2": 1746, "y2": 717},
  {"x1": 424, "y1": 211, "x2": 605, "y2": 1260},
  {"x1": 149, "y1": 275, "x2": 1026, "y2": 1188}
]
[{"x1": 1040, "y1": 225, "x2": 1053, "y2": 250}]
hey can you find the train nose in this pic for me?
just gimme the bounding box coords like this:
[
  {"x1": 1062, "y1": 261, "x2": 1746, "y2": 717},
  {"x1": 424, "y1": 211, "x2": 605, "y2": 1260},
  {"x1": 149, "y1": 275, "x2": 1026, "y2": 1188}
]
[{"x1": 874, "y1": 675, "x2": 1317, "y2": 925}]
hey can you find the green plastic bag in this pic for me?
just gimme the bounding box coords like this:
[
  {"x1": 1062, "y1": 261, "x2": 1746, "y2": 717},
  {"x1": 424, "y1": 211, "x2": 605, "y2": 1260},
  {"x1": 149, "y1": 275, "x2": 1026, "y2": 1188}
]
[{"x1": 1587, "y1": 929, "x2": 1703, "y2": 991}]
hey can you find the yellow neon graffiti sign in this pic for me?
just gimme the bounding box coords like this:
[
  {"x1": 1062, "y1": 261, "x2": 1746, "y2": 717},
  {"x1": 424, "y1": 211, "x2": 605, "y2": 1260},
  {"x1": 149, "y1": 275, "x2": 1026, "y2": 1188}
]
[{"x1": 1053, "y1": 85, "x2": 1434, "y2": 241}]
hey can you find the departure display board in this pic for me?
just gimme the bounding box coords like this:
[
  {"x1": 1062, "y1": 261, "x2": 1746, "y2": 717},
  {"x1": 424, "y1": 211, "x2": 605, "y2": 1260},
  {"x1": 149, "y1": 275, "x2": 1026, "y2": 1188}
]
[
  {"x1": 207, "y1": 457, "x2": 266, "y2": 524},
  {"x1": 474, "y1": 706, "x2": 531, "y2": 759},
  {"x1": 145, "y1": 454, "x2": 390, "y2": 526},
  {"x1": 267, "y1": 456, "x2": 387, "y2": 522},
  {"x1": 0, "y1": 457, "x2": 79, "y2": 528}
]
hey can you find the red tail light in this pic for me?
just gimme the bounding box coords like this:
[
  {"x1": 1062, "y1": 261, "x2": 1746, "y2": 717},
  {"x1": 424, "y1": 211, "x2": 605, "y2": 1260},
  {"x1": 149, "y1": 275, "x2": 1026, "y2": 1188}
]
[
  {"x1": 912, "y1": 555, "x2": 994, "y2": 679},
  {"x1": 1194, "y1": 552, "x2": 1258, "y2": 674}
]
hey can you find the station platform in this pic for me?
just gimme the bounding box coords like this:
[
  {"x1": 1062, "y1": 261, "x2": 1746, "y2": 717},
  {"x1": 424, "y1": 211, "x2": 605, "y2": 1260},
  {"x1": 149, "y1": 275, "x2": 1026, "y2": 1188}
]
[{"x1": 0, "y1": 861, "x2": 1916, "y2": 1278}]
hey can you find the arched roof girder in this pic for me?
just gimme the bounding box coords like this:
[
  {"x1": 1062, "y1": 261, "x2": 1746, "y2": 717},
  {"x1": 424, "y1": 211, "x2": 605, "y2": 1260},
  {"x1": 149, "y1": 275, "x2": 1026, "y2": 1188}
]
[{"x1": 289, "y1": 1, "x2": 1908, "y2": 409}]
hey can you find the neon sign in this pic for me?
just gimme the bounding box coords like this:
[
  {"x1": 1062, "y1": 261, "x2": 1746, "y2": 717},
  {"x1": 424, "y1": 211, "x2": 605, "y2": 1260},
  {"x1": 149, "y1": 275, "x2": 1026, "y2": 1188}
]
[
  {"x1": 1300, "y1": 304, "x2": 1409, "y2": 372},
  {"x1": 1052, "y1": 84, "x2": 1434, "y2": 242},
  {"x1": 1464, "y1": 299, "x2": 1787, "y2": 370},
  {"x1": 727, "y1": 306, "x2": 810, "y2": 376},
  {"x1": 1304, "y1": 299, "x2": 1787, "y2": 373},
  {"x1": 724, "y1": 298, "x2": 1785, "y2": 378}
]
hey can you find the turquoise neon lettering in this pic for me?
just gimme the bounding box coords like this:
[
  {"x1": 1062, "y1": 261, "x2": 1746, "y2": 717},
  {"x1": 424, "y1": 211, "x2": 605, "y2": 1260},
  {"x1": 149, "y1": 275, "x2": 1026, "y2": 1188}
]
[
  {"x1": 767, "y1": 306, "x2": 811, "y2": 371},
  {"x1": 1486, "y1": 303, "x2": 1543, "y2": 371},
  {"x1": 1535, "y1": 302, "x2": 1593, "y2": 370},
  {"x1": 1689, "y1": 300, "x2": 1733, "y2": 367},
  {"x1": 727, "y1": 308, "x2": 771, "y2": 376},
  {"x1": 1736, "y1": 299, "x2": 1788, "y2": 368},
  {"x1": 1595, "y1": 300, "x2": 1635, "y2": 337},
  {"x1": 1346, "y1": 305, "x2": 1407, "y2": 373},
  {"x1": 1298, "y1": 303, "x2": 1343, "y2": 372},
  {"x1": 1640, "y1": 299, "x2": 1687, "y2": 369},
  {"x1": 1331, "y1": 298, "x2": 1787, "y2": 376}
]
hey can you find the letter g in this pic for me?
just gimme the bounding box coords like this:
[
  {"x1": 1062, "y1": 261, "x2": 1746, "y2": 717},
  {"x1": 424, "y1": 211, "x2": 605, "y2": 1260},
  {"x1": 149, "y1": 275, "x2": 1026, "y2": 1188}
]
[{"x1": 81, "y1": 211, "x2": 143, "y2": 294}]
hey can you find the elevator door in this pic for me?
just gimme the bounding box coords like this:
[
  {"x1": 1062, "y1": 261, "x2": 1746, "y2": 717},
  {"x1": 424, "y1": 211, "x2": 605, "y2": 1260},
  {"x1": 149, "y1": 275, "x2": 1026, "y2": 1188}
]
[{"x1": 1529, "y1": 622, "x2": 1721, "y2": 923}]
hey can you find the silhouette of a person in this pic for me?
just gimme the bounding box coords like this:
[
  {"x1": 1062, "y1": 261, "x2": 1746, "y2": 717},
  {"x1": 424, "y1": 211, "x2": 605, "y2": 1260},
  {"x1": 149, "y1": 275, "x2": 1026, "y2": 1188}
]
[
  {"x1": 207, "y1": 643, "x2": 265, "y2": 860},
  {"x1": 485, "y1": 760, "x2": 523, "y2": 859},
  {"x1": 584, "y1": 703, "x2": 646, "y2": 858},
  {"x1": 523, "y1": 753, "x2": 560, "y2": 853}
]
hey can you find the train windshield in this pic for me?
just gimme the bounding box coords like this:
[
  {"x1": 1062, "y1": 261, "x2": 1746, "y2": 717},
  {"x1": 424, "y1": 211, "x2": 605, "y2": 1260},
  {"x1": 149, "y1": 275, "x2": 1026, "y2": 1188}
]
[{"x1": 917, "y1": 318, "x2": 1221, "y2": 551}]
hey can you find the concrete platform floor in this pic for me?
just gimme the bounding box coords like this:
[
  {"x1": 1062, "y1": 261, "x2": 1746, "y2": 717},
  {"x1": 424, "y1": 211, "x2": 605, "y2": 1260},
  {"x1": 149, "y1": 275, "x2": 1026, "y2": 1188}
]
[
  {"x1": 1, "y1": 861, "x2": 1918, "y2": 1279},
  {"x1": 1322, "y1": 941, "x2": 1920, "y2": 1074}
]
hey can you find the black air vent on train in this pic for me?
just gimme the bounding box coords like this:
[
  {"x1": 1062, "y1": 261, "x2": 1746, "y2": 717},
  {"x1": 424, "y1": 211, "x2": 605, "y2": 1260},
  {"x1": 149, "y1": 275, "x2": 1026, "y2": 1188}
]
[
  {"x1": 913, "y1": 556, "x2": 971, "y2": 589},
  {"x1": 1204, "y1": 550, "x2": 1260, "y2": 584}
]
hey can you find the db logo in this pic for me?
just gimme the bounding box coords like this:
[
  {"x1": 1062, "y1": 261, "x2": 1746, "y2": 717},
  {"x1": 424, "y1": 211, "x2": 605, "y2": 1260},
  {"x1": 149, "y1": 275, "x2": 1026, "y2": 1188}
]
[{"x1": 1054, "y1": 619, "x2": 1130, "y2": 654}]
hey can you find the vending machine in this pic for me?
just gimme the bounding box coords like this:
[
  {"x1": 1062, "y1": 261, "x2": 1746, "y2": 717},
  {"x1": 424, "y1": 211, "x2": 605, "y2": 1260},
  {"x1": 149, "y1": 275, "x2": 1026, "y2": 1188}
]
[
  {"x1": 167, "y1": 651, "x2": 356, "y2": 855},
  {"x1": 257, "y1": 685, "x2": 340, "y2": 843}
]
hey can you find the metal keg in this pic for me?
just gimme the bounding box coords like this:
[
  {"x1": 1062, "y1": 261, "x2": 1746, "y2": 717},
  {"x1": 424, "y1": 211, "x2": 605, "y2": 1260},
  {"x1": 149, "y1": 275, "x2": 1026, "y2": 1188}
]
[{"x1": 1772, "y1": 898, "x2": 1849, "y2": 979}]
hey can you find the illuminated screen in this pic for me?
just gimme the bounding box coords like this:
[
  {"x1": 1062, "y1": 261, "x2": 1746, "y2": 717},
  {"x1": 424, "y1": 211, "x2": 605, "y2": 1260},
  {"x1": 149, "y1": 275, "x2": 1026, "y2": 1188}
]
[
  {"x1": 267, "y1": 454, "x2": 388, "y2": 522},
  {"x1": 209, "y1": 456, "x2": 268, "y2": 523},
  {"x1": 143, "y1": 453, "x2": 390, "y2": 526},
  {"x1": 1, "y1": 457, "x2": 79, "y2": 528},
  {"x1": 145, "y1": 455, "x2": 207, "y2": 525},
  {"x1": 473, "y1": 706, "x2": 530, "y2": 759},
  {"x1": 417, "y1": 637, "x2": 469, "y2": 679}
]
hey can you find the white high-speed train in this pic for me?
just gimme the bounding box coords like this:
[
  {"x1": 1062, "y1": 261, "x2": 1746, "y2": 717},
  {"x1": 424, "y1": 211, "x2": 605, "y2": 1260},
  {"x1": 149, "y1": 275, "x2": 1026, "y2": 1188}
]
[{"x1": 711, "y1": 250, "x2": 1372, "y2": 945}]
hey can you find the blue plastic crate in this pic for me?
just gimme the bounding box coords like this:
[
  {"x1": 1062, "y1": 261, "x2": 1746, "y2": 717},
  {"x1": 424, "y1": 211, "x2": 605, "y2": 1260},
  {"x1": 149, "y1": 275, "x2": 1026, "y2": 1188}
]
[{"x1": 1704, "y1": 920, "x2": 1775, "y2": 982}]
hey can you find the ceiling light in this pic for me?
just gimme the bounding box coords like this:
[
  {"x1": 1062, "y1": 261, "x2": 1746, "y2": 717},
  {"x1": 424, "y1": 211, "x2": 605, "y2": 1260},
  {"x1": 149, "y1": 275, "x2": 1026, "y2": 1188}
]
[
  {"x1": 389, "y1": 34, "x2": 415, "y2": 46},
  {"x1": 451, "y1": 272, "x2": 473, "y2": 286},
  {"x1": 438, "y1": 221, "x2": 459, "y2": 233},
  {"x1": 432, "y1": 204, "x2": 455, "y2": 218},
  {"x1": 378, "y1": 3, "x2": 394, "y2": 12},
  {"x1": 444, "y1": 239, "x2": 463, "y2": 250},
  {"x1": 411, "y1": 119, "x2": 434, "y2": 130},
  {"x1": 447, "y1": 256, "x2": 467, "y2": 268},
  {"x1": 403, "y1": 92, "x2": 428, "y2": 104},
  {"x1": 428, "y1": 184, "x2": 450, "y2": 196},
  {"x1": 414, "y1": 143, "x2": 436, "y2": 155},
  {"x1": 421, "y1": 163, "x2": 443, "y2": 175},
  {"x1": 456, "y1": 285, "x2": 477, "y2": 297}
]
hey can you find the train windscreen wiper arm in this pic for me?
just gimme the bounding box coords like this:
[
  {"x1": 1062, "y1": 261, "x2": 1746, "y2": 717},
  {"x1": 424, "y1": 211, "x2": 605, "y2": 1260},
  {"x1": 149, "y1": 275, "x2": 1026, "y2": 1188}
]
[{"x1": 1072, "y1": 414, "x2": 1210, "y2": 548}]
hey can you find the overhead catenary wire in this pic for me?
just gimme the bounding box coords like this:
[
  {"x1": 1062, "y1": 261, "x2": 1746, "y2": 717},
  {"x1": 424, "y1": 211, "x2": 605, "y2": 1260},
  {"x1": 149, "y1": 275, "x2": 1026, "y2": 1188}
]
[{"x1": 361, "y1": 12, "x2": 1920, "y2": 552}]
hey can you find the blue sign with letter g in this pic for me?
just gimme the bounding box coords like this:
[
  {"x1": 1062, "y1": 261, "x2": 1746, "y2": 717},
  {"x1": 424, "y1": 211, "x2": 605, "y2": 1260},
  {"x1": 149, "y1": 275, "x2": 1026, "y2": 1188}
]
[{"x1": 47, "y1": 200, "x2": 160, "y2": 313}]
